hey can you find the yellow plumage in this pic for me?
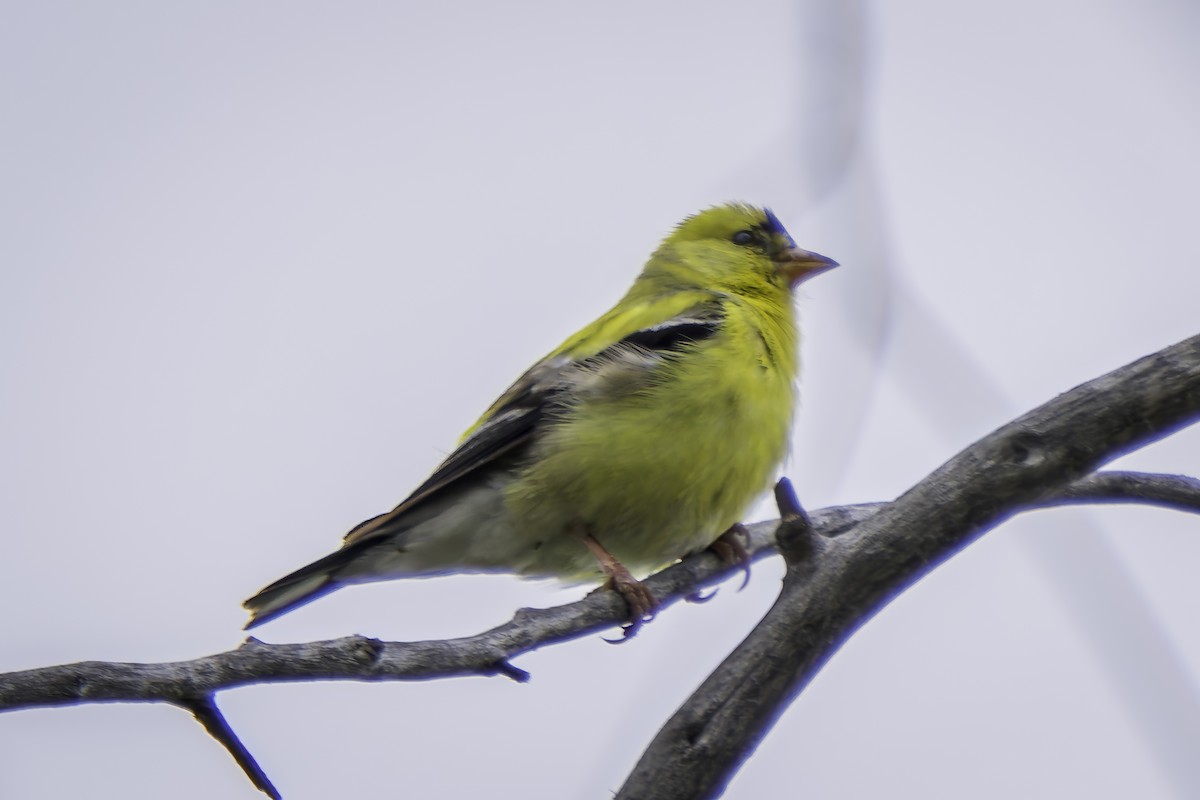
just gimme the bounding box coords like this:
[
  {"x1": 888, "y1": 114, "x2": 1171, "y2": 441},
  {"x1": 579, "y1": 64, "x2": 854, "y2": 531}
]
[{"x1": 244, "y1": 203, "x2": 836, "y2": 629}]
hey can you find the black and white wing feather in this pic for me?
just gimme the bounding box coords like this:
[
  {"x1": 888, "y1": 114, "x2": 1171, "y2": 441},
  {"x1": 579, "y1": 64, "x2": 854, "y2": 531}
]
[{"x1": 342, "y1": 304, "x2": 724, "y2": 545}]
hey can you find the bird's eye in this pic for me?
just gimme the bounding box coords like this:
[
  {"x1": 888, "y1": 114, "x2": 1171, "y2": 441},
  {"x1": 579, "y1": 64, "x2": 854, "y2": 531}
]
[{"x1": 732, "y1": 230, "x2": 757, "y2": 246}]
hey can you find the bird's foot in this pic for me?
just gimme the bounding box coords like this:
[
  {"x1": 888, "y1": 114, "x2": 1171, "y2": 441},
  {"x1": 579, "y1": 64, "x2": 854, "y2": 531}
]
[
  {"x1": 578, "y1": 530, "x2": 659, "y2": 640},
  {"x1": 604, "y1": 570, "x2": 659, "y2": 640},
  {"x1": 708, "y1": 522, "x2": 752, "y2": 590}
]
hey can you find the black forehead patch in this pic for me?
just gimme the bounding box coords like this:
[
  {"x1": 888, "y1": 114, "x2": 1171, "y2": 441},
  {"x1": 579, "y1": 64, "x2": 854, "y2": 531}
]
[{"x1": 761, "y1": 208, "x2": 796, "y2": 248}]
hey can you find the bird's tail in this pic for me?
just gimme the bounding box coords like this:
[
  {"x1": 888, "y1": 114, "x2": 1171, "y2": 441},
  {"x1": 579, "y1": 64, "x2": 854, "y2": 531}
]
[{"x1": 243, "y1": 546, "x2": 364, "y2": 629}]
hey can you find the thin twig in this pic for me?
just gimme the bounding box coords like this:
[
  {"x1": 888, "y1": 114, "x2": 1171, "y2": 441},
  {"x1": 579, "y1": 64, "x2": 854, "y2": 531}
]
[
  {"x1": 183, "y1": 695, "x2": 281, "y2": 800},
  {"x1": 1049, "y1": 470, "x2": 1200, "y2": 514}
]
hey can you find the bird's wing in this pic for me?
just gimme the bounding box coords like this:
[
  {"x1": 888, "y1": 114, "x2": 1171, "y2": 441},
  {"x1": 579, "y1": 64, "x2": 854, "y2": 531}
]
[{"x1": 342, "y1": 294, "x2": 725, "y2": 546}]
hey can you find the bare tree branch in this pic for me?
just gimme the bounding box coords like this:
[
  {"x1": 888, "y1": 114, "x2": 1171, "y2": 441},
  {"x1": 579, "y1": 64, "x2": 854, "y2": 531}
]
[
  {"x1": 8, "y1": 468, "x2": 1198, "y2": 715},
  {"x1": 1049, "y1": 470, "x2": 1200, "y2": 514},
  {"x1": 0, "y1": 473, "x2": 1194, "y2": 797},
  {"x1": 0, "y1": 479, "x2": 1193, "y2": 799},
  {"x1": 2, "y1": 337, "x2": 1198, "y2": 799},
  {"x1": 0, "y1": 522, "x2": 787, "y2": 712},
  {"x1": 615, "y1": 332, "x2": 1200, "y2": 800}
]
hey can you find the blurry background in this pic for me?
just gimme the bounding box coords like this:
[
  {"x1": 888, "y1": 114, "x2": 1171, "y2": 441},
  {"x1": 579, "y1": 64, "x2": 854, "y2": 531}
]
[{"x1": 3, "y1": 1, "x2": 1199, "y2": 797}]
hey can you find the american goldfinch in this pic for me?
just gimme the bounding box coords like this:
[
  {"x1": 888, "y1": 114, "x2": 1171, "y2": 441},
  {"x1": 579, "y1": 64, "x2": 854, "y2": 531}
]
[{"x1": 244, "y1": 203, "x2": 836, "y2": 631}]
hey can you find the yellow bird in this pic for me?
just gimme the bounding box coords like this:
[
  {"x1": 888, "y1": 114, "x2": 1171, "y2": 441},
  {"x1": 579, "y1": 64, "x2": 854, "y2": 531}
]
[{"x1": 244, "y1": 203, "x2": 836, "y2": 631}]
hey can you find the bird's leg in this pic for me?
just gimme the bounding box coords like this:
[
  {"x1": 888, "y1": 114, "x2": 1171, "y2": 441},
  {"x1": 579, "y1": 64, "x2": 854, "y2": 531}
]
[
  {"x1": 576, "y1": 528, "x2": 658, "y2": 638},
  {"x1": 708, "y1": 522, "x2": 752, "y2": 590}
]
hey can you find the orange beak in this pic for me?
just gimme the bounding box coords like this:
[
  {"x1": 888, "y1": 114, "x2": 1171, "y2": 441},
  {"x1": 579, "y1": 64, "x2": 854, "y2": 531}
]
[{"x1": 775, "y1": 247, "x2": 839, "y2": 287}]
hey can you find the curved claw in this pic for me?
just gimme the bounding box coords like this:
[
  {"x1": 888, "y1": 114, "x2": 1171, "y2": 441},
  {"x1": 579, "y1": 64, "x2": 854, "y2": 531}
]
[
  {"x1": 604, "y1": 573, "x2": 658, "y2": 643},
  {"x1": 603, "y1": 593, "x2": 657, "y2": 643},
  {"x1": 604, "y1": 619, "x2": 648, "y2": 644}
]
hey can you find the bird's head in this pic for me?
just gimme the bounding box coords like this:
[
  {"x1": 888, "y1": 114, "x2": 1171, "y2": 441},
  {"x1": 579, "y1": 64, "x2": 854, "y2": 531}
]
[{"x1": 647, "y1": 203, "x2": 837, "y2": 294}]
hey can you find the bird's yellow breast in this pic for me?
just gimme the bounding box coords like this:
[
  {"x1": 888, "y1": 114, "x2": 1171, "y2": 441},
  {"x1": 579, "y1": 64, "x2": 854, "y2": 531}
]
[{"x1": 503, "y1": 294, "x2": 798, "y2": 578}]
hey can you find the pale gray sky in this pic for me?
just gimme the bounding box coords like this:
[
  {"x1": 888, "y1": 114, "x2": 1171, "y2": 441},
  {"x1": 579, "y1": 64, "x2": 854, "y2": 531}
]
[{"x1": 3, "y1": 2, "x2": 1199, "y2": 798}]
